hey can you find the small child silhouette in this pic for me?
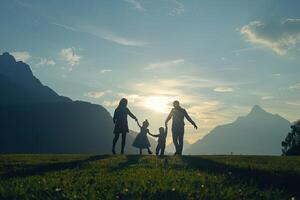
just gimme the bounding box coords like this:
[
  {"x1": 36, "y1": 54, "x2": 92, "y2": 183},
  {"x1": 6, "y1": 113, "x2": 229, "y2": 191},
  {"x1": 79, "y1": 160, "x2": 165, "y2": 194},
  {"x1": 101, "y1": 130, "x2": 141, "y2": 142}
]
[
  {"x1": 149, "y1": 124, "x2": 168, "y2": 156},
  {"x1": 132, "y1": 119, "x2": 153, "y2": 155}
]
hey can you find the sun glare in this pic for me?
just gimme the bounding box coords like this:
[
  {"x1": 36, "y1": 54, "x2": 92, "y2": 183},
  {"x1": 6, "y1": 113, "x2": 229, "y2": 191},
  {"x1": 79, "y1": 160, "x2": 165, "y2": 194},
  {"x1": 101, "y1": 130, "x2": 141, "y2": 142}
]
[{"x1": 144, "y1": 96, "x2": 173, "y2": 113}]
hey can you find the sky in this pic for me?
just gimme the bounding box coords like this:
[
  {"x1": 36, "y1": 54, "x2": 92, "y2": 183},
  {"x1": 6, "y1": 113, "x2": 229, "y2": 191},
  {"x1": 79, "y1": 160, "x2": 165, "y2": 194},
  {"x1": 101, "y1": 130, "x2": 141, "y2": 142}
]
[{"x1": 1, "y1": 0, "x2": 300, "y2": 144}]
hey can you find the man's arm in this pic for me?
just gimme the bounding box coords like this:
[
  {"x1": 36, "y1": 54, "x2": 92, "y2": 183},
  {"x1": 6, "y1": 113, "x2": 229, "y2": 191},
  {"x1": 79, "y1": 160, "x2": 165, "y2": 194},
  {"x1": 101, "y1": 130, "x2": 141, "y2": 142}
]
[
  {"x1": 184, "y1": 109, "x2": 197, "y2": 129},
  {"x1": 165, "y1": 109, "x2": 174, "y2": 124}
]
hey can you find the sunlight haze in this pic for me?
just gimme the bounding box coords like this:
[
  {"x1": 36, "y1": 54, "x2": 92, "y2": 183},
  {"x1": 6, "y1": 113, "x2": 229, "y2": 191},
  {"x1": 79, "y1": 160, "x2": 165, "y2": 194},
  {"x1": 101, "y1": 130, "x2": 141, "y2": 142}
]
[{"x1": 1, "y1": 0, "x2": 300, "y2": 143}]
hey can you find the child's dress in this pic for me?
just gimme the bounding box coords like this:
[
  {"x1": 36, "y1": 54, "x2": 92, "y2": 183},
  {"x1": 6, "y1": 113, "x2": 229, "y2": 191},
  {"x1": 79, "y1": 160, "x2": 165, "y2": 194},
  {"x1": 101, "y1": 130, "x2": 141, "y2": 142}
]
[{"x1": 132, "y1": 127, "x2": 151, "y2": 149}]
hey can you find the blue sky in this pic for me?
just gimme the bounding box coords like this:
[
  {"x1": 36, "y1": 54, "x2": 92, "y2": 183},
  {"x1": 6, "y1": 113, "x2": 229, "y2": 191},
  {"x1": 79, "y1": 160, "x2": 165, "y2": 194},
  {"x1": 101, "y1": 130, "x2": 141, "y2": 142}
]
[{"x1": 1, "y1": 0, "x2": 300, "y2": 143}]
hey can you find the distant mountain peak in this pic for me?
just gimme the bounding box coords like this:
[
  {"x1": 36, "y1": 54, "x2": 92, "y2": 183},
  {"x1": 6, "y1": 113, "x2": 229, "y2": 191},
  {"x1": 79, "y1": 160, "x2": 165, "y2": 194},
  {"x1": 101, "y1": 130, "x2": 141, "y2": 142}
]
[
  {"x1": 0, "y1": 52, "x2": 16, "y2": 63},
  {"x1": 0, "y1": 52, "x2": 71, "y2": 103},
  {"x1": 248, "y1": 105, "x2": 267, "y2": 115},
  {"x1": 185, "y1": 104, "x2": 291, "y2": 155}
]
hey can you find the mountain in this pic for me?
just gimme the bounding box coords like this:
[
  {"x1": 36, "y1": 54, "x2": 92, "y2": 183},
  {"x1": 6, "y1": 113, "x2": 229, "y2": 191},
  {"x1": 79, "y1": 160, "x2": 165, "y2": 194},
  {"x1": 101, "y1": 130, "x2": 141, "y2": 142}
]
[
  {"x1": 0, "y1": 52, "x2": 155, "y2": 153},
  {"x1": 0, "y1": 52, "x2": 71, "y2": 104},
  {"x1": 185, "y1": 105, "x2": 291, "y2": 155}
]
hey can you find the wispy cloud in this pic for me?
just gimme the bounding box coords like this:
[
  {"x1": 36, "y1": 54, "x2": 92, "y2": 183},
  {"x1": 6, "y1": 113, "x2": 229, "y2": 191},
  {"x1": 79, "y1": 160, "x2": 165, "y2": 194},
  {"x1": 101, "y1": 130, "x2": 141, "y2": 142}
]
[
  {"x1": 261, "y1": 96, "x2": 274, "y2": 100},
  {"x1": 124, "y1": 0, "x2": 145, "y2": 12},
  {"x1": 240, "y1": 19, "x2": 300, "y2": 55},
  {"x1": 89, "y1": 28, "x2": 149, "y2": 47},
  {"x1": 145, "y1": 59, "x2": 184, "y2": 70},
  {"x1": 169, "y1": 0, "x2": 185, "y2": 16},
  {"x1": 271, "y1": 73, "x2": 281, "y2": 77},
  {"x1": 59, "y1": 48, "x2": 81, "y2": 70},
  {"x1": 52, "y1": 22, "x2": 149, "y2": 47},
  {"x1": 231, "y1": 46, "x2": 263, "y2": 55},
  {"x1": 289, "y1": 82, "x2": 300, "y2": 90},
  {"x1": 36, "y1": 58, "x2": 56, "y2": 66},
  {"x1": 100, "y1": 69, "x2": 112, "y2": 73},
  {"x1": 103, "y1": 100, "x2": 119, "y2": 107},
  {"x1": 214, "y1": 86, "x2": 233, "y2": 93},
  {"x1": 286, "y1": 101, "x2": 300, "y2": 106},
  {"x1": 52, "y1": 22, "x2": 76, "y2": 31},
  {"x1": 84, "y1": 91, "x2": 106, "y2": 99},
  {"x1": 11, "y1": 51, "x2": 31, "y2": 62}
]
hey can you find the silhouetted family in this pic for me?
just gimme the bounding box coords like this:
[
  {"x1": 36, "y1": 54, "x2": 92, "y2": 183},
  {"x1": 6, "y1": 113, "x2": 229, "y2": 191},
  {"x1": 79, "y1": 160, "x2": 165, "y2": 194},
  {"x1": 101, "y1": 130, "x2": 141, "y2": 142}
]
[{"x1": 112, "y1": 98, "x2": 197, "y2": 156}]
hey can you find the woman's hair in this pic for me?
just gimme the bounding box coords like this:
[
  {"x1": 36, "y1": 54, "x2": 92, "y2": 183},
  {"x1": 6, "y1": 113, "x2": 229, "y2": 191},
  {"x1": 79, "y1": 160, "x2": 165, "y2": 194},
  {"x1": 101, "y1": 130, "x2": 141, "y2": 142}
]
[{"x1": 118, "y1": 98, "x2": 128, "y2": 108}]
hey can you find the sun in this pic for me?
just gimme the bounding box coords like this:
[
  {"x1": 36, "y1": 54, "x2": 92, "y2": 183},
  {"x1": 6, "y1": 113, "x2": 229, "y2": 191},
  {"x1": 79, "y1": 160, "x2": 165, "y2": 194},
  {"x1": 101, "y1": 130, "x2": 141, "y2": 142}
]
[{"x1": 144, "y1": 96, "x2": 173, "y2": 113}]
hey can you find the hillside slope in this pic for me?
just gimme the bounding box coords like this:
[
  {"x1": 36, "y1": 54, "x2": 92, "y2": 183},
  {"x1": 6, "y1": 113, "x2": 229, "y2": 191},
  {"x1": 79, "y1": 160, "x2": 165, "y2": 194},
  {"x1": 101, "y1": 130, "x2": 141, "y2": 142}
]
[
  {"x1": 0, "y1": 52, "x2": 150, "y2": 153},
  {"x1": 185, "y1": 105, "x2": 290, "y2": 155}
]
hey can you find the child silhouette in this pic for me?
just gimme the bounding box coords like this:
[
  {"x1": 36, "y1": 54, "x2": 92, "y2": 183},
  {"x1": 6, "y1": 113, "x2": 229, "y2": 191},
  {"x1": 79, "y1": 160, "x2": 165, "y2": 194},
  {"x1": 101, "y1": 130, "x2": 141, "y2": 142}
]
[
  {"x1": 149, "y1": 124, "x2": 168, "y2": 156},
  {"x1": 132, "y1": 119, "x2": 153, "y2": 155}
]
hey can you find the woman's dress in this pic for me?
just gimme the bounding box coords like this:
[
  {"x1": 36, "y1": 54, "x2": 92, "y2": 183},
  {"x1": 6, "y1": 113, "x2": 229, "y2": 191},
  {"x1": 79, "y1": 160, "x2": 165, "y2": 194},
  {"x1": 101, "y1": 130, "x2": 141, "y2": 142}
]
[{"x1": 113, "y1": 107, "x2": 137, "y2": 134}]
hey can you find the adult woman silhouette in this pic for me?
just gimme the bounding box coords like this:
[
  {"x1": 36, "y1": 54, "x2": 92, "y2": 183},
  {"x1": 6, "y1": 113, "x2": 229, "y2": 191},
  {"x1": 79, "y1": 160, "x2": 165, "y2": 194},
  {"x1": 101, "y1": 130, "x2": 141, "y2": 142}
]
[{"x1": 112, "y1": 98, "x2": 138, "y2": 154}]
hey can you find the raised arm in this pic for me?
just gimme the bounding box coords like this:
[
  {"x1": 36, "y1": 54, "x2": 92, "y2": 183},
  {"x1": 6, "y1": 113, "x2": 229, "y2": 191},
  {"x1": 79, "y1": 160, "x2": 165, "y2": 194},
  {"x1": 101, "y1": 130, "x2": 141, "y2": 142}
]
[
  {"x1": 165, "y1": 124, "x2": 168, "y2": 134},
  {"x1": 127, "y1": 108, "x2": 137, "y2": 121},
  {"x1": 184, "y1": 109, "x2": 197, "y2": 129},
  {"x1": 136, "y1": 120, "x2": 142, "y2": 128},
  {"x1": 165, "y1": 109, "x2": 174, "y2": 124}
]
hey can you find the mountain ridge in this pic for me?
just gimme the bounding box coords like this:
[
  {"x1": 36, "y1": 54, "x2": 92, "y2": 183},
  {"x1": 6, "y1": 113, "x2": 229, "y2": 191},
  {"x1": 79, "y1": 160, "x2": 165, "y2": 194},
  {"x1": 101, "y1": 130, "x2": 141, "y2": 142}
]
[
  {"x1": 0, "y1": 52, "x2": 157, "y2": 153},
  {"x1": 185, "y1": 105, "x2": 290, "y2": 155}
]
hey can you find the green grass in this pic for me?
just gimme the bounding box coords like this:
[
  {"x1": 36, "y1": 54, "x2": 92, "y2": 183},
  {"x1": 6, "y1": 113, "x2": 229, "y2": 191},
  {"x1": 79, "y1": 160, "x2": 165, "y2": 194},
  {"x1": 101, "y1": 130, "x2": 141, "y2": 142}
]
[{"x1": 0, "y1": 154, "x2": 299, "y2": 200}]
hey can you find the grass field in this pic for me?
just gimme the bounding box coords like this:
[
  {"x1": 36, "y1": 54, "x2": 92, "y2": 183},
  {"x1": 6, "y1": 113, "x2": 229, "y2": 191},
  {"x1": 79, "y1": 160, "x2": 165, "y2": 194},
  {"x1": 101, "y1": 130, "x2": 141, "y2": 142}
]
[{"x1": 0, "y1": 155, "x2": 299, "y2": 200}]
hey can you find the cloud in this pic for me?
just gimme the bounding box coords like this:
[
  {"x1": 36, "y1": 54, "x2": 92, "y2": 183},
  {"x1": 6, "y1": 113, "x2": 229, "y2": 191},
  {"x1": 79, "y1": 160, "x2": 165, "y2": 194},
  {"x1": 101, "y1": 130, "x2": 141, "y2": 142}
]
[
  {"x1": 51, "y1": 22, "x2": 149, "y2": 47},
  {"x1": 100, "y1": 69, "x2": 112, "y2": 73},
  {"x1": 289, "y1": 82, "x2": 300, "y2": 90},
  {"x1": 186, "y1": 101, "x2": 225, "y2": 127},
  {"x1": 240, "y1": 19, "x2": 300, "y2": 55},
  {"x1": 52, "y1": 22, "x2": 76, "y2": 31},
  {"x1": 84, "y1": 91, "x2": 107, "y2": 98},
  {"x1": 286, "y1": 101, "x2": 300, "y2": 106},
  {"x1": 84, "y1": 26, "x2": 149, "y2": 47},
  {"x1": 124, "y1": 0, "x2": 145, "y2": 12},
  {"x1": 214, "y1": 86, "x2": 233, "y2": 93},
  {"x1": 11, "y1": 51, "x2": 31, "y2": 62},
  {"x1": 169, "y1": 0, "x2": 185, "y2": 16},
  {"x1": 145, "y1": 59, "x2": 184, "y2": 70},
  {"x1": 271, "y1": 73, "x2": 281, "y2": 77},
  {"x1": 103, "y1": 100, "x2": 119, "y2": 107},
  {"x1": 37, "y1": 58, "x2": 56, "y2": 66},
  {"x1": 261, "y1": 96, "x2": 274, "y2": 100},
  {"x1": 59, "y1": 48, "x2": 81, "y2": 70}
]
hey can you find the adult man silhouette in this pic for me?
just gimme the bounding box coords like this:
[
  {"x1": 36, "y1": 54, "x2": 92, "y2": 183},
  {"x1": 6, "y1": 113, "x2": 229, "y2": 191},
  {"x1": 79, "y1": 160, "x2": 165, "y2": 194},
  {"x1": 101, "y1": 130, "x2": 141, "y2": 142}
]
[{"x1": 165, "y1": 100, "x2": 197, "y2": 155}]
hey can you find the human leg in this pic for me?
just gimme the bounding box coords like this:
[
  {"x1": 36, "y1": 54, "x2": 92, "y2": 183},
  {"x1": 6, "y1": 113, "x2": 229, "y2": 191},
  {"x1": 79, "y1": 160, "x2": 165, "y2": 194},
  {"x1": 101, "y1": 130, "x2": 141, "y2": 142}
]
[
  {"x1": 112, "y1": 133, "x2": 120, "y2": 154},
  {"x1": 156, "y1": 144, "x2": 160, "y2": 155},
  {"x1": 147, "y1": 147, "x2": 153, "y2": 154},
  {"x1": 178, "y1": 133, "x2": 184, "y2": 155},
  {"x1": 121, "y1": 132, "x2": 127, "y2": 154},
  {"x1": 172, "y1": 131, "x2": 179, "y2": 155},
  {"x1": 160, "y1": 144, "x2": 166, "y2": 156}
]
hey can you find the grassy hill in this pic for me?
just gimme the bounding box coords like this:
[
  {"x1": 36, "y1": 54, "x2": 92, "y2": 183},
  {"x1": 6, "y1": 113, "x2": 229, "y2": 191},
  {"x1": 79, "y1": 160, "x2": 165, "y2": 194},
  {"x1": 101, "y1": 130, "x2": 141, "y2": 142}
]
[{"x1": 0, "y1": 155, "x2": 299, "y2": 199}]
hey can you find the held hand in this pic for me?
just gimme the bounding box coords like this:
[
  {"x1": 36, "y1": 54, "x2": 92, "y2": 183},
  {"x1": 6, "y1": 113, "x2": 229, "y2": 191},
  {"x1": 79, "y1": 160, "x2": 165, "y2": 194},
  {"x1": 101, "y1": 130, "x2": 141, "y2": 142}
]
[{"x1": 194, "y1": 124, "x2": 198, "y2": 130}]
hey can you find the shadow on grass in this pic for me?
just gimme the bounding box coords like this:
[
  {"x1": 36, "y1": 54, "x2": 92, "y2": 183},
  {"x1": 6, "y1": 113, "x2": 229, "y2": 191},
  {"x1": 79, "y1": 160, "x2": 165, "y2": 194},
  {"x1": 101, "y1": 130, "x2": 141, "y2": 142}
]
[
  {"x1": 181, "y1": 156, "x2": 300, "y2": 197},
  {"x1": 109, "y1": 155, "x2": 141, "y2": 172},
  {"x1": 1, "y1": 155, "x2": 110, "y2": 179}
]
